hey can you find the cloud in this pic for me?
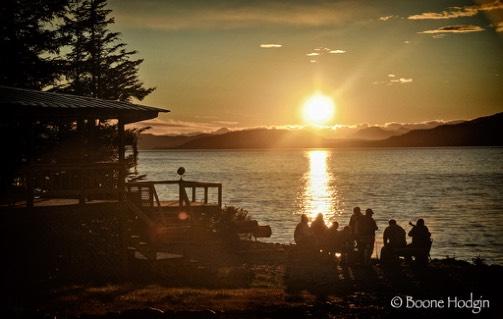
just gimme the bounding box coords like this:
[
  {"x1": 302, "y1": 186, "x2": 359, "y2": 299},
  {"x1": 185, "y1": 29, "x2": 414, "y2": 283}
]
[
  {"x1": 408, "y1": 8, "x2": 478, "y2": 20},
  {"x1": 129, "y1": 117, "x2": 467, "y2": 138},
  {"x1": 391, "y1": 78, "x2": 413, "y2": 84},
  {"x1": 418, "y1": 24, "x2": 485, "y2": 34},
  {"x1": 495, "y1": 21, "x2": 503, "y2": 32},
  {"x1": 379, "y1": 15, "x2": 395, "y2": 21},
  {"x1": 127, "y1": 118, "x2": 235, "y2": 135},
  {"x1": 374, "y1": 74, "x2": 413, "y2": 85},
  {"x1": 304, "y1": 47, "x2": 346, "y2": 61},
  {"x1": 408, "y1": 1, "x2": 503, "y2": 20},
  {"x1": 379, "y1": 15, "x2": 400, "y2": 21},
  {"x1": 384, "y1": 120, "x2": 462, "y2": 131},
  {"x1": 113, "y1": 1, "x2": 378, "y2": 31},
  {"x1": 260, "y1": 44, "x2": 282, "y2": 48},
  {"x1": 213, "y1": 120, "x2": 239, "y2": 125},
  {"x1": 329, "y1": 49, "x2": 346, "y2": 54}
]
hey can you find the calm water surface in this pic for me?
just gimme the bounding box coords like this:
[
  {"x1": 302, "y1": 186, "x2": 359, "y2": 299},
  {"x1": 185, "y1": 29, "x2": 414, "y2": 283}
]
[{"x1": 137, "y1": 148, "x2": 503, "y2": 264}]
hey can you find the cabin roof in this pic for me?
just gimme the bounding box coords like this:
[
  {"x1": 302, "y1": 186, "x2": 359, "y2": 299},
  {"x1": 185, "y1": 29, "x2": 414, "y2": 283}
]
[{"x1": 0, "y1": 86, "x2": 170, "y2": 123}]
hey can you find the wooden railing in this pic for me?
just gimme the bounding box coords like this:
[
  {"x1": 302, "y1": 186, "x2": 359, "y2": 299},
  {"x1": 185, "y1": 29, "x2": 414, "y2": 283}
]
[{"x1": 125, "y1": 180, "x2": 222, "y2": 209}]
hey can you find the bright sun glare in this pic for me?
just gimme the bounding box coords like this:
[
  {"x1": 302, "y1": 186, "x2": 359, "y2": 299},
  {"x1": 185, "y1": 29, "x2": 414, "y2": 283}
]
[{"x1": 302, "y1": 93, "x2": 335, "y2": 125}]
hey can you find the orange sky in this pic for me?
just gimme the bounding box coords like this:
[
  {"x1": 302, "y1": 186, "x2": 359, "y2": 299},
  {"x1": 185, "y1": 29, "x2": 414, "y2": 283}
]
[{"x1": 111, "y1": 0, "x2": 503, "y2": 135}]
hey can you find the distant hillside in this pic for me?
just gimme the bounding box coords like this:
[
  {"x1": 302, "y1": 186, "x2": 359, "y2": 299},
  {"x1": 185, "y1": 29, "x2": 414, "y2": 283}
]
[
  {"x1": 138, "y1": 133, "x2": 207, "y2": 149},
  {"x1": 139, "y1": 112, "x2": 503, "y2": 149},
  {"x1": 177, "y1": 128, "x2": 330, "y2": 149},
  {"x1": 375, "y1": 112, "x2": 503, "y2": 147},
  {"x1": 351, "y1": 126, "x2": 402, "y2": 140}
]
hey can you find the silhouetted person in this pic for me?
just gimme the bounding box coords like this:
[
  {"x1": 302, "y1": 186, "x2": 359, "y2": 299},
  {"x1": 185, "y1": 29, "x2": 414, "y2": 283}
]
[
  {"x1": 358, "y1": 208, "x2": 378, "y2": 265},
  {"x1": 349, "y1": 206, "x2": 362, "y2": 236},
  {"x1": 294, "y1": 214, "x2": 313, "y2": 248},
  {"x1": 349, "y1": 207, "x2": 363, "y2": 257},
  {"x1": 383, "y1": 219, "x2": 406, "y2": 250},
  {"x1": 381, "y1": 219, "x2": 406, "y2": 266},
  {"x1": 327, "y1": 221, "x2": 341, "y2": 254},
  {"x1": 339, "y1": 226, "x2": 353, "y2": 265},
  {"x1": 311, "y1": 213, "x2": 328, "y2": 251},
  {"x1": 408, "y1": 218, "x2": 432, "y2": 265}
]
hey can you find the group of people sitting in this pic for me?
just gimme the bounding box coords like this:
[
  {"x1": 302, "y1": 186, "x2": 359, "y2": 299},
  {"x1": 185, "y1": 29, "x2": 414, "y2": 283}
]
[{"x1": 293, "y1": 207, "x2": 432, "y2": 266}]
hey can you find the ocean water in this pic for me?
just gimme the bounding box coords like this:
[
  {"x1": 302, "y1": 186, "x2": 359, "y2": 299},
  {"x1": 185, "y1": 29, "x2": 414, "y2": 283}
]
[{"x1": 136, "y1": 147, "x2": 503, "y2": 264}]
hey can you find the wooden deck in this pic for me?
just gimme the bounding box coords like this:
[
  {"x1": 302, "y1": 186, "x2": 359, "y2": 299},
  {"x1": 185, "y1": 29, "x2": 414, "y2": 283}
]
[
  {"x1": 1, "y1": 198, "x2": 220, "y2": 209},
  {"x1": 0, "y1": 198, "x2": 118, "y2": 208}
]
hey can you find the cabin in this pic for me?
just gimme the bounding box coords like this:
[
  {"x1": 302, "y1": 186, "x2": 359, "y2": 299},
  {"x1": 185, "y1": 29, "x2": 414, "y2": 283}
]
[
  {"x1": 0, "y1": 86, "x2": 268, "y2": 283},
  {"x1": 0, "y1": 87, "x2": 208, "y2": 279},
  {"x1": 0, "y1": 85, "x2": 223, "y2": 209}
]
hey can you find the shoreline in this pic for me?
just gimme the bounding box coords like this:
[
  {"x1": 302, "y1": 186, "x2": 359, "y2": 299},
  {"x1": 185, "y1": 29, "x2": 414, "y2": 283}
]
[{"x1": 6, "y1": 241, "x2": 502, "y2": 318}]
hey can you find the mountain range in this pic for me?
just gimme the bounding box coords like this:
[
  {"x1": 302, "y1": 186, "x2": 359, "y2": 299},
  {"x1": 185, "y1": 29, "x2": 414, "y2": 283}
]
[{"x1": 137, "y1": 112, "x2": 503, "y2": 149}]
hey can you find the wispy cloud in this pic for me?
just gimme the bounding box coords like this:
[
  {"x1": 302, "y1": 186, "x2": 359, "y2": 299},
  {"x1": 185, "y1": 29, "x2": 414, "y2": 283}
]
[
  {"x1": 127, "y1": 118, "x2": 236, "y2": 135},
  {"x1": 418, "y1": 25, "x2": 485, "y2": 34},
  {"x1": 374, "y1": 73, "x2": 413, "y2": 85},
  {"x1": 408, "y1": 0, "x2": 503, "y2": 20},
  {"x1": 379, "y1": 15, "x2": 398, "y2": 21},
  {"x1": 129, "y1": 116, "x2": 469, "y2": 137},
  {"x1": 391, "y1": 78, "x2": 413, "y2": 84},
  {"x1": 304, "y1": 47, "x2": 346, "y2": 62},
  {"x1": 213, "y1": 120, "x2": 239, "y2": 125},
  {"x1": 260, "y1": 44, "x2": 283, "y2": 48},
  {"x1": 114, "y1": 1, "x2": 377, "y2": 31},
  {"x1": 409, "y1": 8, "x2": 478, "y2": 20}
]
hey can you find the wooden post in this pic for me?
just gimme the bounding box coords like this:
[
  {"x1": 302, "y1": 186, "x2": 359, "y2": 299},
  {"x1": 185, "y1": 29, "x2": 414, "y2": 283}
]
[
  {"x1": 117, "y1": 119, "x2": 129, "y2": 278},
  {"x1": 179, "y1": 181, "x2": 184, "y2": 208},
  {"x1": 26, "y1": 119, "x2": 34, "y2": 208},
  {"x1": 118, "y1": 118, "x2": 125, "y2": 201},
  {"x1": 204, "y1": 187, "x2": 208, "y2": 204},
  {"x1": 192, "y1": 186, "x2": 196, "y2": 202},
  {"x1": 218, "y1": 185, "x2": 222, "y2": 208},
  {"x1": 77, "y1": 119, "x2": 86, "y2": 204}
]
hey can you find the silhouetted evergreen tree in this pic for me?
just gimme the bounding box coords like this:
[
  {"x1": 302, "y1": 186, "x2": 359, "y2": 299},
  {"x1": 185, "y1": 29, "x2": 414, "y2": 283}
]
[
  {"x1": 0, "y1": 0, "x2": 68, "y2": 89},
  {"x1": 59, "y1": 0, "x2": 154, "y2": 101}
]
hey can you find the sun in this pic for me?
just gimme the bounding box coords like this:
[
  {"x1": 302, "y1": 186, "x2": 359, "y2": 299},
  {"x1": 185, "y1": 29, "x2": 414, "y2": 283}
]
[{"x1": 302, "y1": 93, "x2": 335, "y2": 125}]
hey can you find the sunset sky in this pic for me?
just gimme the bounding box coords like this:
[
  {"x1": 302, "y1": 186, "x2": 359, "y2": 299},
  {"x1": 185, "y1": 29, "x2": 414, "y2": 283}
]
[{"x1": 110, "y1": 0, "x2": 503, "y2": 135}]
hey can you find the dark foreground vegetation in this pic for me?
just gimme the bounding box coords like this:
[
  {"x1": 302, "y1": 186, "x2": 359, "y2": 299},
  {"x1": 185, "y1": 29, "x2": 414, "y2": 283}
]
[{"x1": 2, "y1": 241, "x2": 502, "y2": 319}]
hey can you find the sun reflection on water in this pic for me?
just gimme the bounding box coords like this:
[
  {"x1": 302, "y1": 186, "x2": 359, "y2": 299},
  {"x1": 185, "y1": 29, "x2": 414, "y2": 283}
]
[{"x1": 300, "y1": 150, "x2": 343, "y2": 223}]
